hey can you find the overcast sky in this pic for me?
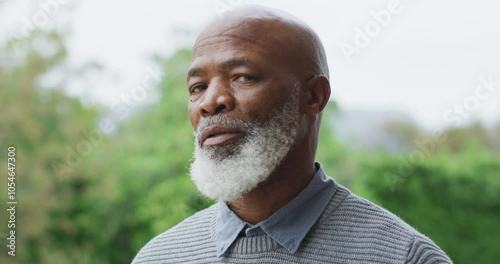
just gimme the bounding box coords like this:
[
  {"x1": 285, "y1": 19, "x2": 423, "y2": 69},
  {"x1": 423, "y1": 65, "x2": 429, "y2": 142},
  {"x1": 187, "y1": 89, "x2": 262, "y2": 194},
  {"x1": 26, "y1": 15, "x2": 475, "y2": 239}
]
[{"x1": 3, "y1": 0, "x2": 500, "y2": 129}]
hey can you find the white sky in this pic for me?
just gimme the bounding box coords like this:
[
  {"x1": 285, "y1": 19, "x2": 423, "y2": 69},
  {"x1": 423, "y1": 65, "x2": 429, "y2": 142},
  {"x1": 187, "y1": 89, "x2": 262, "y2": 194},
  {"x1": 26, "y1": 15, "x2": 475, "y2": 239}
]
[{"x1": 2, "y1": 0, "x2": 500, "y2": 129}]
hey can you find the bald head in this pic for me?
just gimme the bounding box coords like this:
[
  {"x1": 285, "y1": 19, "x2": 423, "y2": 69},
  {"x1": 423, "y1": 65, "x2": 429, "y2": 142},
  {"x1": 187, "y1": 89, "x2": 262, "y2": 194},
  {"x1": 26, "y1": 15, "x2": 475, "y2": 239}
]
[{"x1": 194, "y1": 5, "x2": 329, "y2": 79}]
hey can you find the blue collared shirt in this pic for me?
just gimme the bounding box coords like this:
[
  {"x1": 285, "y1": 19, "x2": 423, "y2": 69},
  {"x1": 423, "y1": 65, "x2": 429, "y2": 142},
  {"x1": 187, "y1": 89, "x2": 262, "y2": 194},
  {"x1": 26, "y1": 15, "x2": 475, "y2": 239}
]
[{"x1": 216, "y1": 162, "x2": 337, "y2": 257}]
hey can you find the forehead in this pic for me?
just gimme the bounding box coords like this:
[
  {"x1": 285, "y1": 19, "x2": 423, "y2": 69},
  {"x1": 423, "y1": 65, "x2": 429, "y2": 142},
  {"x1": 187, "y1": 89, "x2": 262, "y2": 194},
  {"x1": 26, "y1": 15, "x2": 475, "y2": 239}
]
[
  {"x1": 189, "y1": 17, "x2": 302, "y2": 78},
  {"x1": 189, "y1": 35, "x2": 272, "y2": 73}
]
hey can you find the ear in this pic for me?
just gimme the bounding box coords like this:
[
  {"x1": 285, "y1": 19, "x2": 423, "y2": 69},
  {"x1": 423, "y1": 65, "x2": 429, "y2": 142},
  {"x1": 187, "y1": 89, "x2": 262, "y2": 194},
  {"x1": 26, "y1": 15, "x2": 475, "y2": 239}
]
[{"x1": 303, "y1": 75, "x2": 331, "y2": 115}]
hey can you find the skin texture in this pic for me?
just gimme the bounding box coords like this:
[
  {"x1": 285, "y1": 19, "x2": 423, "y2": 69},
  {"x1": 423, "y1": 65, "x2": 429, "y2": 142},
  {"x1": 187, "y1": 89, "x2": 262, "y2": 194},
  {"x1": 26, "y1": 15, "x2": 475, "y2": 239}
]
[{"x1": 187, "y1": 5, "x2": 331, "y2": 224}]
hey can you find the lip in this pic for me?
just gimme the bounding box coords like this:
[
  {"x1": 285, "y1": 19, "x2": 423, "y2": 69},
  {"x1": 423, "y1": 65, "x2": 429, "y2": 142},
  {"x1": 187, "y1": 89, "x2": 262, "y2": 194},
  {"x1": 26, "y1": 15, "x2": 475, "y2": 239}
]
[{"x1": 200, "y1": 125, "x2": 243, "y2": 147}]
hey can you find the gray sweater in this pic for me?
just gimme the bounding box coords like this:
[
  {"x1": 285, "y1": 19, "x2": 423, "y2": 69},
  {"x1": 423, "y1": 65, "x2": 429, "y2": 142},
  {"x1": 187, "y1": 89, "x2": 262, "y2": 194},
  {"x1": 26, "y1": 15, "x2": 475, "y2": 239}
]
[{"x1": 132, "y1": 185, "x2": 452, "y2": 263}]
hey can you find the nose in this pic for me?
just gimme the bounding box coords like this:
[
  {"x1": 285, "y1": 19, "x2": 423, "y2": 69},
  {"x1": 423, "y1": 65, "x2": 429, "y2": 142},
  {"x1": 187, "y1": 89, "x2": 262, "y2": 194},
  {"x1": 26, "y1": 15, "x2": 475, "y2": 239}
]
[{"x1": 198, "y1": 79, "x2": 235, "y2": 117}]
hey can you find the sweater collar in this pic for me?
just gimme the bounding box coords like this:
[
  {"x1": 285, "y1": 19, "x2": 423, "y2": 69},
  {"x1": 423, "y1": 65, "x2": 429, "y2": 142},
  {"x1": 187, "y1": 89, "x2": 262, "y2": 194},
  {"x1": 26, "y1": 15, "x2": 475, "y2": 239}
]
[{"x1": 215, "y1": 162, "x2": 337, "y2": 257}]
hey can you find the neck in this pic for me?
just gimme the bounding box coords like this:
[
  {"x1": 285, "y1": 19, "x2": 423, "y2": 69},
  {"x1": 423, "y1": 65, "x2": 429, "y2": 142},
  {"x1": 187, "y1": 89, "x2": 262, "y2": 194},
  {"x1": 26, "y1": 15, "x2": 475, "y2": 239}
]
[{"x1": 227, "y1": 145, "x2": 316, "y2": 224}]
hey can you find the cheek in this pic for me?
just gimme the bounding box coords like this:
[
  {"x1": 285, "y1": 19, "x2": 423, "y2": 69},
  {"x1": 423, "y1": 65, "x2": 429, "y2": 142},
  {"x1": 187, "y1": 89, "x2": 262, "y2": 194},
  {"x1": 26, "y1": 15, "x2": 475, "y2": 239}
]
[
  {"x1": 236, "y1": 89, "x2": 287, "y2": 122},
  {"x1": 187, "y1": 103, "x2": 199, "y2": 129},
  {"x1": 236, "y1": 94, "x2": 268, "y2": 120}
]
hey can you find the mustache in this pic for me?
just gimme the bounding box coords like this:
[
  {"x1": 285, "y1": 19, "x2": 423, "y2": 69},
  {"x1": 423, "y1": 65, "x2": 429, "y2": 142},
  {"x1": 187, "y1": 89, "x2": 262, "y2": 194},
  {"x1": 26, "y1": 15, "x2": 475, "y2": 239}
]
[{"x1": 195, "y1": 115, "x2": 253, "y2": 139}]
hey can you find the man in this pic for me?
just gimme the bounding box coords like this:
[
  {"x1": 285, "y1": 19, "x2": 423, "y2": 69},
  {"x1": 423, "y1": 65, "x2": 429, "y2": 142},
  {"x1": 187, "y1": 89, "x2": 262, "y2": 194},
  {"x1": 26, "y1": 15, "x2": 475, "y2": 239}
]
[{"x1": 133, "y1": 5, "x2": 452, "y2": 264}]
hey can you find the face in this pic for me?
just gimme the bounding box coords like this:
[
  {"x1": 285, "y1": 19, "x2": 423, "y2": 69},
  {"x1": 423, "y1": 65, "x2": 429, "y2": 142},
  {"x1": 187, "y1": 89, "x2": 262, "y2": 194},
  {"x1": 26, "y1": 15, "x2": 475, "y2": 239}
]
[
  {"x1": 186, "y1": 22, "x2": 304, "y2": 201},
  {"x1": 187, "y1": 38, "x2": 301, "y2": 134}
]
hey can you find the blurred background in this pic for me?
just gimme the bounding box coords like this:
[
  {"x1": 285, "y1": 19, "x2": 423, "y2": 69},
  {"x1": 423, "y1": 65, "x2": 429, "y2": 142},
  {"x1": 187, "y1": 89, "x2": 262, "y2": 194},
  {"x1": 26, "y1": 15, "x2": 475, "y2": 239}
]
[{"x1": 1, "y1": 0, "x2": 499, "y2": 263}]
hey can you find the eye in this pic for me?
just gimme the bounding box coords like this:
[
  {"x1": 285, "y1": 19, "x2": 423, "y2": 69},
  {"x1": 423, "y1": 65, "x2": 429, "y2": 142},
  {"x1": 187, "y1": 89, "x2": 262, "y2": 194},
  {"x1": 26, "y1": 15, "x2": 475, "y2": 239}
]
[
  {"x1": 190, "y1": 84, "x2": 207, "y2": 94},
  {"x1": 234, "y1": 75, "x2": 255, "y2": 82}
]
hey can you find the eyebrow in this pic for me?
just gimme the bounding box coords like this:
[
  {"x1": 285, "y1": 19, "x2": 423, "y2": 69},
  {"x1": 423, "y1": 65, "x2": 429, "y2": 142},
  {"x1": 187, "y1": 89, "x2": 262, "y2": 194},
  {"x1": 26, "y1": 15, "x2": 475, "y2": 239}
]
[
  {"x1": 187, "y1": 58, "x2": 253, "y2": 79},
  {"x1": 222, "y1": 58, "x2": 253, "y2": 69}
]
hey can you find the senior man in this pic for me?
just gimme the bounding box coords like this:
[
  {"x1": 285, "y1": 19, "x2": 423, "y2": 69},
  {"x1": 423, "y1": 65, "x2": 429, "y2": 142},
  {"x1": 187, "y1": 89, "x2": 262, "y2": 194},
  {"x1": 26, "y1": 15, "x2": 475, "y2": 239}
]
[{"x1": 133, "y1": 5, "x2": 451, "y2": 264}]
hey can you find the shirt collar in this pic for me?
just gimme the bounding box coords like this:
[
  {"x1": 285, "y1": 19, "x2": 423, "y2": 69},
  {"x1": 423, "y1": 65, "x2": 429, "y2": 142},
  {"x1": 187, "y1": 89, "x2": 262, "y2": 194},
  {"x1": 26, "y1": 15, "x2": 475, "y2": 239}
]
[{"x1": 216, "y1": 162, "x2": 337, "y2": 257}]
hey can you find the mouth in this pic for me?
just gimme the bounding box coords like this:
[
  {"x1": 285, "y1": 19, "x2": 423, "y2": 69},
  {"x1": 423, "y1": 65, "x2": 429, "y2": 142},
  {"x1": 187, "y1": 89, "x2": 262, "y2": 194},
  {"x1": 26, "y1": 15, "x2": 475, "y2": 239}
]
[{"x1": 200, "y1": 125, "x2": 243, "y2": 147}]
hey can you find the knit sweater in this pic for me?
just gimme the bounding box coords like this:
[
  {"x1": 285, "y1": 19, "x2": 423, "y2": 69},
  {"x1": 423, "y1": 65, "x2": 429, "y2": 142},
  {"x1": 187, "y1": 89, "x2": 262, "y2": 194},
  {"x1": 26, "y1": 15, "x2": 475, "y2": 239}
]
[{"x1": 132, "y1": 184, "x2": 452, "y2": 263}]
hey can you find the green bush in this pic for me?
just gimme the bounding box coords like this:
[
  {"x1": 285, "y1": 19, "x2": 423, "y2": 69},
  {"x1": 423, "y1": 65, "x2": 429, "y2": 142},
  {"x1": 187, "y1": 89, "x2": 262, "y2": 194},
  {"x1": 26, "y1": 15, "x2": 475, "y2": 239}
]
[{"x1": 350, "y1": 148, "x2": 500, "y2": 263}]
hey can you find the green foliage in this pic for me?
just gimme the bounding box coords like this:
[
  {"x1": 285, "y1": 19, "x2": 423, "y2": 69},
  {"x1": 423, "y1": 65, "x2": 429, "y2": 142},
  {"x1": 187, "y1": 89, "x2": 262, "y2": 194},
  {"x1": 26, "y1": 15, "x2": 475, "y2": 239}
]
[
  {"x1": 350, "y1": 148, "x2": 500, "y2": 263},
  {"x1": 0, "y1": 31, "x2": 107, "y2": 264},
  {"x1": 316, "y1": 104, "x2": 358, "y2": 186}
]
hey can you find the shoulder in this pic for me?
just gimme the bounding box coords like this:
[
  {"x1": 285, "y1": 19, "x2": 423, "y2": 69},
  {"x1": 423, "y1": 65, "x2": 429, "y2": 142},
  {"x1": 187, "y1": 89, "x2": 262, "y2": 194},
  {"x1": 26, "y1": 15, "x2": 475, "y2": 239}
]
[
  {"x1": 406, "y1": 233, "x2": 452, "y2": 264},
  {"x1": 335, "y1": 188, "x2": 419, "y2": 240},
  {"x1": 310, "y1": 185, "x2": 452, "y2": 263},
  {"x1": 132, "y1": 204, "x2": 218, "y2": 264},
  {"x1": 341, "y1": 190, "x2": 451, "y2": 263}
]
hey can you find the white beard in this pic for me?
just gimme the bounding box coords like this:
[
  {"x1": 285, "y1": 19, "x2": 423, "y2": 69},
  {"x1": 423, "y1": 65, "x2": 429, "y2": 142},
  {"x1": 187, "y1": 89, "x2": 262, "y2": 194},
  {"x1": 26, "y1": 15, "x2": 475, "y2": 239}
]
[{"x1": 189, "y1": 90, "x2": 299, "y2": 202}]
